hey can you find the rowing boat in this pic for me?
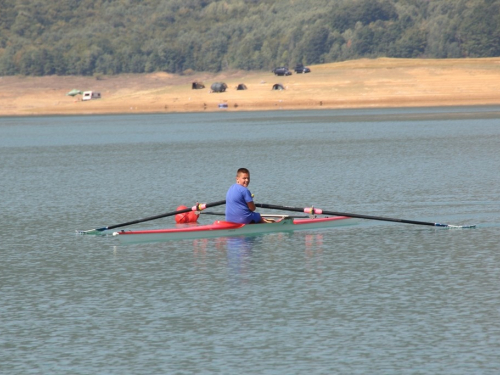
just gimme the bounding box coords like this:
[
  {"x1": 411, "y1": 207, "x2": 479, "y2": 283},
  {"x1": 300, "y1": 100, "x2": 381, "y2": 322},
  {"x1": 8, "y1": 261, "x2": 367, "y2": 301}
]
[
  {"x1": 113, "y1": 216, "x2": 356, "y2": 244},
  {"x1": 78, "y1": 201, "x2": 475, "y2": 239},
  {"x1": 113, "y1": 215, "x2": 356, "y2": 244}
]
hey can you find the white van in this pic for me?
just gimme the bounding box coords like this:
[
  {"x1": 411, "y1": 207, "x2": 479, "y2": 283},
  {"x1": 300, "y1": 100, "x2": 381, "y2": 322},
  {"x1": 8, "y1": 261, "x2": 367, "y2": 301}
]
[{"x1": 82, "y1": 91, "x2": 101, "y2": 101}]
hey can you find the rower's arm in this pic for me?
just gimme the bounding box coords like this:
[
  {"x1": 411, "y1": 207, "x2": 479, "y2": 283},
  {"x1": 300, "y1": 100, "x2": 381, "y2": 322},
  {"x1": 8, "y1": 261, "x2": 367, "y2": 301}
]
[{"x1": 247, "y1": 201, "x2": 256, "y2": 212}]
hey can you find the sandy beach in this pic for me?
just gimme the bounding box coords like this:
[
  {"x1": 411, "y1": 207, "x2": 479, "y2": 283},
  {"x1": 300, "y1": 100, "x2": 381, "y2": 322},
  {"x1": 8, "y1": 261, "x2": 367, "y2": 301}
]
[{"x1": 1, "y1": 57, "x2": 500, "y2": 117}]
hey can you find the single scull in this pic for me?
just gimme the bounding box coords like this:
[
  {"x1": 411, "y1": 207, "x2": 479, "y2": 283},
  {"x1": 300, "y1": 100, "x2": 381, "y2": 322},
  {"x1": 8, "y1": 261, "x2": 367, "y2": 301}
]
[{"x1": 113, "y1": 215, "x2": 356, "y2": 244}]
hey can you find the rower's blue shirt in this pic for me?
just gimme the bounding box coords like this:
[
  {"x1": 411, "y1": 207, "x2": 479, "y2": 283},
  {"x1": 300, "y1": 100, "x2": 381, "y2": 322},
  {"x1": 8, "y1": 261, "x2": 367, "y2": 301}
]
[{"x1": 225, "y1": 183, "x2": 261, "y2": 224}]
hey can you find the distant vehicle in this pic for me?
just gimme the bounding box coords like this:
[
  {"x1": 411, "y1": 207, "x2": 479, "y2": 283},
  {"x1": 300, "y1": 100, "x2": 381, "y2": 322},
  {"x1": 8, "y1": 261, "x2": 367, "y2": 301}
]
[
  {"x1": 294, "y1": 65, "x2": 311, "y2": 73},
  {"x1": 272, "y1": 67, "x2": 292, "y2": 76},
  {"x1": 82, "y1": 91, "x2": 101, "y2": 100}
]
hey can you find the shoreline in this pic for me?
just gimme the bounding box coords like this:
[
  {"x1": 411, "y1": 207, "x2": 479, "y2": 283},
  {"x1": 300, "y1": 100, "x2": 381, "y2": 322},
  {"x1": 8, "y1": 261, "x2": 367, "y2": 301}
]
[
  {"x1": 3, "y1": 103, "x2": 500, "y2": 120},
  {"x1": 2, "y1": 57, "x2": 500, "y2": 117}
]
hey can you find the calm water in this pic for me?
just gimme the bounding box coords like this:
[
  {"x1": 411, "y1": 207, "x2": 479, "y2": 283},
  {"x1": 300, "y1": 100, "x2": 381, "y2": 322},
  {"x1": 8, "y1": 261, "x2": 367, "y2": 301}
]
[{"x1": 1, "y1": 107, "x2": 500, "y2": 374}]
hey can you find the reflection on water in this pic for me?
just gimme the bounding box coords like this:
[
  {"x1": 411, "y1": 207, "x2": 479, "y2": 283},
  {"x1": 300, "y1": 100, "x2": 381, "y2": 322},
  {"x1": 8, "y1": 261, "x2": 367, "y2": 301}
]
[
  {"x1": 225, "y1": 236, "x2": 256, "y2": 280},
  {"x1": 190, "y1": 233, "x2": 333, "y2": 283},
  {"x1": 304, "y1": 233, "x2": 325, "y2": 276},
  {"x1": 191, "y1": 236, "x2": 258, "y2": 284}
]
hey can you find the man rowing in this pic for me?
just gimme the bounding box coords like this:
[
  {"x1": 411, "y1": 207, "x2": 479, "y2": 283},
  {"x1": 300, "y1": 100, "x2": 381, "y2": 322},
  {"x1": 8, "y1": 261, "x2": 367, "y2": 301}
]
[{"x1": 225, "y1": 168, "x2": 273, "y2": 224}]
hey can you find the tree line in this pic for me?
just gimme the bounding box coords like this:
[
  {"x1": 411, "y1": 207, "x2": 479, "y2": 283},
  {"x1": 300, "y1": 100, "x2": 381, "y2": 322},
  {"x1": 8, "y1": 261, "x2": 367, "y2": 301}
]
[{"x1": 0, "y1": 0, "x2": 499, "y2": 76}]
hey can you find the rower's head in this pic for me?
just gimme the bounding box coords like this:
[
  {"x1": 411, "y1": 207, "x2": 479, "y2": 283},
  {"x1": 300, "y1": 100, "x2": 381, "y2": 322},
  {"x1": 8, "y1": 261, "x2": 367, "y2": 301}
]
[{"x1": 236, "y1": 168, "x2": 250, "y2": 187}]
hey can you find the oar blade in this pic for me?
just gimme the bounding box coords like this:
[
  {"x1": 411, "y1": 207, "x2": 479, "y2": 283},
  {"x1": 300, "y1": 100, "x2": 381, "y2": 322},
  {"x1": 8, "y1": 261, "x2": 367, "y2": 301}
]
[
  {"x1": 437, "y1": 224, "x2": 476, "y2": 229},
  {"x1": 76, "y1": 227, "x2": 108, "y2": 235}
]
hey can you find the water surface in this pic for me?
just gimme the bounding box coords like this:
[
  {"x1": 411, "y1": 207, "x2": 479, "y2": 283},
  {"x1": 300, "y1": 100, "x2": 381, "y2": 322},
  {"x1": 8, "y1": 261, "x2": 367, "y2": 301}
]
[{"x1": 1, "y1": 107, "x2": 499, "y2": 374}]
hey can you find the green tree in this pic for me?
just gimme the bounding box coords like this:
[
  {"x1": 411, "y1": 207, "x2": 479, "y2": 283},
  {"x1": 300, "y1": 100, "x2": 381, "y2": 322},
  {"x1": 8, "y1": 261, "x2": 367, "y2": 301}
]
[
  {"x1": 460, "y1": 0, "x2": 500, "y2": 56},
  {"x1": 1, "y1": 0, "x2": 500, "y2": 76},
  {"x1": 299, "y1": 25, "x2": 331, "y2": 64}
]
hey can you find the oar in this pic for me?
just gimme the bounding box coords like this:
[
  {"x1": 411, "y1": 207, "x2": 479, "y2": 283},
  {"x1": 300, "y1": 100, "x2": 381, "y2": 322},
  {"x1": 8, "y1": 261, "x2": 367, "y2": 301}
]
[
  {"x1": 78, "y1": 200, "x2": 226, "y2": 235},
  {"x1": 256, "y1": 203, "x2": 476, "y2": 229}
]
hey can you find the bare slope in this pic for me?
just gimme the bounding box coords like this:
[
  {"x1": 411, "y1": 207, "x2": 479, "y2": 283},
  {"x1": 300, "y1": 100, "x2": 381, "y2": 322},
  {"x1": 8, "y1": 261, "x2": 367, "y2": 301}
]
[{"x1": 1, "y1": 58, "x2": 500, "y2": 117}]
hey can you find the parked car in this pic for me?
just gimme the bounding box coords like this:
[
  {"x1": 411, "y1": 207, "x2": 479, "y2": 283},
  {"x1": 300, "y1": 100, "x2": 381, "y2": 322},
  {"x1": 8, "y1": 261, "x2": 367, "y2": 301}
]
[
  {"x1": 82, "y1": 91, "x2": 101, "y2": 100},
  {"x1": 272, "y1": 67, "x2": 292, "y2": 76},
  {"x1": 294, "y1": 64, "x2": 311, "y2": 73}
]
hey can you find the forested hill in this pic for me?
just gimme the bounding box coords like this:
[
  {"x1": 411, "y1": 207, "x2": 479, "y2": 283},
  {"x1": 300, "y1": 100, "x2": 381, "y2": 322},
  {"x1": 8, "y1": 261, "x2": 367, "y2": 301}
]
[{"x1": 1, "y1": 0, "x2": 499, "y2": 76}]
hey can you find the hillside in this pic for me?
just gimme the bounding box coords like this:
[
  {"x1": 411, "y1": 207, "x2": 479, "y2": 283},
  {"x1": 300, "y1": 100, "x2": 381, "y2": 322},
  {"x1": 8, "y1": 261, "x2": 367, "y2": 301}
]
[
  {"x1": 2, "y1": 58, "x2": 500, "y2": 116},
  {"x1": 1, "y1": 0, "x2": 500, "y2": 76}
]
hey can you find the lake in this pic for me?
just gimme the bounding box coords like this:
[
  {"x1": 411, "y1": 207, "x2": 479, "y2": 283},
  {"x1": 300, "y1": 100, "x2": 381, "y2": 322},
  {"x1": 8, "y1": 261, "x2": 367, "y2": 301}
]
[{"x1": 1, "y1": 107, "x2": 499, "y2": 374}]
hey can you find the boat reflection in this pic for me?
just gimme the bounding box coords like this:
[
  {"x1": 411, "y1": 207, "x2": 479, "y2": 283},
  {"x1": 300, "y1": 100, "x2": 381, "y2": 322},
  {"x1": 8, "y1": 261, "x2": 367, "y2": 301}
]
[
  {"x1": 190, "y1": 232, "x2": 328, "y2": 278},
  {"x1": 190, "y1": 235, "x2": 257, "y2": 278},
  {"x1": 304, "y1": 233, "x2": 325, "y2": 275},
  {"x1": 225, "y1": 236, "x2": 257, "y2": 280}
]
